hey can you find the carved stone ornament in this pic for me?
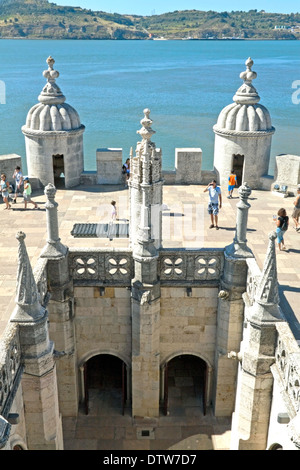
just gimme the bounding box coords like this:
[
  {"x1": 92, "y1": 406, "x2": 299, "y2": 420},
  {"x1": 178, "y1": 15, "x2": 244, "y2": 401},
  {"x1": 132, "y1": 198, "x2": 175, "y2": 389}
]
[
  {"x1": 38, "y1": 56, "x2": 66, "y2": 105},
  {"x1": 255, "y1": 231, "x2": 280, "y2": 306},
  {"x1": 0, "y1": 415, "x2": 11, "y2": 449},
  {"x1": 11, "y1": 231, "x2": 46, "y2": 323},
  {"x1": 288, "y1": 414, "x2": 300, "y2": 449},
  {"x1": 218, "y1": 289, "x2": 229, "y2": 300},
  {"x1": 233, "y1": 57, "x2": 260, "y2": 105}
]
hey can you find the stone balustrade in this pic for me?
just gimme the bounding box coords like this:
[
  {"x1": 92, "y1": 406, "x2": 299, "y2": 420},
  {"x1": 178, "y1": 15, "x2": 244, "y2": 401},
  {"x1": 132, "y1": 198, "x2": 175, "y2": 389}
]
[
  {"x1": 69, "y1": 247, "x2": 225, "y2": 286},
  {"x1": 159, "y1": 248, "x2": 224, "y2": 285},
  {"x1": 0, "y1": 325, "x2": 22, "y2": 418},
  {"x1": 275, "y1": 322, "x2": 300, "y2": 417}
]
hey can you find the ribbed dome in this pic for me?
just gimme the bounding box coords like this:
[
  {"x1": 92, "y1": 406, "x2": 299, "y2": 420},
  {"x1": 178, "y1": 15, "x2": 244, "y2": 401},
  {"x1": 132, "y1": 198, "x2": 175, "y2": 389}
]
[
  {"x1": 23, "y1": 56, "x2": 83, "y2": 132},
  {"x1": 214, "y1": 57, "x2": 274, "y2": 134},
  {"x1": 215, "y1": 102, "x2": 272, "y2": 132},
  {"x1": 25, "y1": 102, "x2": 81, "y2": 131}
]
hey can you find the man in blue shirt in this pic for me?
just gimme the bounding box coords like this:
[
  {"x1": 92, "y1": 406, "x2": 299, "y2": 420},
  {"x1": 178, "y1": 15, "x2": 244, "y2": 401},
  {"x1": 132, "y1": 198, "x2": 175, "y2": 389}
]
[
  {"x1": 12, "y1": 166, "x2": 23, "y2": 204},
  {"x1": 204, "y1": 180, "x2": 222, "y2": 230}
]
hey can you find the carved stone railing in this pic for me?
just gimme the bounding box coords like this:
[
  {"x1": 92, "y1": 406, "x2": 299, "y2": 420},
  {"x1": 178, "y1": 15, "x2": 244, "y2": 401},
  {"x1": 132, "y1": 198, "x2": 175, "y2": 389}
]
[
  {"x1": 68, "y1": 248, "x2": 224, "y2": 287},
  {"x1": 244, "y1": 257, "x2": 262, "y2": 306},
  {"x1": 159, "y1": 248, "x2": 224, "y2": 286},
  {"x1": 33, "y1": 257, "x2": 49, "y2": 307},
  {"x1": 274, "y1": 322, "x2": 300, "y2": 417},
  {"x1": 69, "y1": 248, "x2": 134, "y2": 286},
  {"x1": 0, "y1": 324, "x2": 22, "y2": 418}
]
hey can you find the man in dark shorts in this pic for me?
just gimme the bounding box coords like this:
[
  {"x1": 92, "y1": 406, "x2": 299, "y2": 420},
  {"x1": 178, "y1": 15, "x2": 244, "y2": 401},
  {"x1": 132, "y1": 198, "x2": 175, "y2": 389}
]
[{"x1": 204, "y1": 180, "x2": 222, "y2": 230}]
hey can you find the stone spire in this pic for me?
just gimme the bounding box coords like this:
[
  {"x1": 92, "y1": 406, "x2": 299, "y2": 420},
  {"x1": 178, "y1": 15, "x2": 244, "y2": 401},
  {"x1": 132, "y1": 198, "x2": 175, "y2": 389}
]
[
  {"x1": 135, "y1": 139, "x2": 157, "y2": 258},
  {"x1": 252, "y1": 231, "x2": 282, "y2": 320},
  {"x1": 233, "y1": 57, "x2": 260, "y2": 105},
  {"x1": 38, "y1": 56, "x2": 66, "y2": 105},
  {"x1": 11, "y1": 232, "x2": 46, "y2": 323},
  {"x1": 225, "y1": 182, "x2": 254, "y2": 259}
]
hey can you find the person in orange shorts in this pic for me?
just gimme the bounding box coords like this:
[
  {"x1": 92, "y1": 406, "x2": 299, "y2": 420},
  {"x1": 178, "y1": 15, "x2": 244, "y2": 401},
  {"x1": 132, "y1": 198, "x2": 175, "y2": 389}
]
[{"x1": 228, "y1": 170, "x2": 237, "y2": 198}]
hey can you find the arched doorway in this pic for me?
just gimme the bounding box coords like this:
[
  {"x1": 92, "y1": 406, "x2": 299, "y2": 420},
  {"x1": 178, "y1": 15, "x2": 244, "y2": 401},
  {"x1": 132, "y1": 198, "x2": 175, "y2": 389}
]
[
  {"x1": 232, "y1": 154, "x2": 244, "y2": 186},
  {"x1": 53, "y1": 154, "x2": 65, "y2": 188},
  {"x1": 162, "y1": 355, "x2": 208, "y2": 417},
  {"x1": 83, "y1": 354, "x2": 128, "y2": 416}
]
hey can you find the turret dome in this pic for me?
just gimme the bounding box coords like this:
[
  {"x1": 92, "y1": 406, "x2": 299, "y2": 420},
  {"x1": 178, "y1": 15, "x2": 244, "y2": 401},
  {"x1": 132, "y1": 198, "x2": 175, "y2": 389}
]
[
  {"x1": 23, "y1": 56, "x2": 83, "y2": 132},
  {"x1": 213, "y1": 58, "x2": 274, "y2": 134}
]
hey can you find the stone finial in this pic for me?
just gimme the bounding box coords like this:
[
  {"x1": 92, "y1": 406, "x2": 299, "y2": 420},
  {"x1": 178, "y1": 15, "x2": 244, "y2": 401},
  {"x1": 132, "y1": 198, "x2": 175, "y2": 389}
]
[
  {"x1": 43, "y1": 56, "x2": 59, "y2": 81},
  {"x1": 238, "y1": 181, "x2": 252, "y2": 200},
  {"x1": 38, "y1": 56, "x2": 66, "y2": 105},
  {"x1": 225, "y1": 181, "x2": 253, "y2": 259},
  {"x1": 255, "y1": 231, "x2": 280, "y2": 307},
  {"x1": 233, "y1": 57, "x2": 260, "y2": 105},
  {"x1": 136, "y1": 109, "x2": 156, "y2": 154},
  {"x1": 240, "y1": 57, "x2": 257, "y2": 84},
  {"x1": 11, "y1": 232, "x2": 45, "y2": 323},
  {"x1": 44, "y1": 181, "x2": 57, "y2": 199}
]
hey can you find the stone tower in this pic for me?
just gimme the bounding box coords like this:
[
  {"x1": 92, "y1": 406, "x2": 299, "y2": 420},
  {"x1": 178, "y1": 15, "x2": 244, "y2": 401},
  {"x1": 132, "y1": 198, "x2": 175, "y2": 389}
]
[
  {"x1": 230, "y1": 231, "x2": 283, "y2": 450},
  {"x1": 213, "y1": 58, "x2": 275, "y2": 189},
  {"x1": 129, "y1": 109, "x2": 163, "y2": 251},
  {"x1": 22, "y1": 56, "x2": 85, "y2": 188},
  {"x1": 129, "y1": 109, "x2": 163, "y2": 418},
  {"x1": 10, "y1": 231, "x2": 63, "y2": 450}
]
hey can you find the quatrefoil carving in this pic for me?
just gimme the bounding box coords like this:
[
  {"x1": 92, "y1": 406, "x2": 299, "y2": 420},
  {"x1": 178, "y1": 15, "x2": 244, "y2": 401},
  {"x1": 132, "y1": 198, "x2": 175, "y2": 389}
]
[
  {"x1": 196, "y1": 257, "x2": 218, "y2": 278},
  {"x1": 108, "y1": 257, "x2": 129, "y2": 276},
  {"x1": 162, "y1": 257, "x2": 183, "y2": 276},
  {"x1": 75, "y1": 257, "x2": 97, "y2": 276}
]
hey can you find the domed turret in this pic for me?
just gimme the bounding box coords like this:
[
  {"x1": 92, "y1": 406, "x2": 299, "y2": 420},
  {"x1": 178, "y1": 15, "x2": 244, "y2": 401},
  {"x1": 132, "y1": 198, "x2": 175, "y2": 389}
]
[
  {"x1": 22, "y1": 56, "x2": 85, "y2": 188},
  {"x1": 213, "y1": 58, "x2": 275, "y2": 189}
]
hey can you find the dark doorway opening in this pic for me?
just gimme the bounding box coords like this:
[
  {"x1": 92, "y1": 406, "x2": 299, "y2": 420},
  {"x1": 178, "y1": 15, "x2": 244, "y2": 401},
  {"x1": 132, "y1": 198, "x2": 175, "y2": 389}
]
[
  {"x1": 83, "y1": 354, "x2": 127, "y2": 416},
  {"x1": 163, "y1": 355, "x2": 207, "y2": 417},
  {"x1": 232, "y1": 154, "x2": 244, "y2": 186},
  {"x1": 53, "y1": 154, "x2": 65, "y2": 188}
]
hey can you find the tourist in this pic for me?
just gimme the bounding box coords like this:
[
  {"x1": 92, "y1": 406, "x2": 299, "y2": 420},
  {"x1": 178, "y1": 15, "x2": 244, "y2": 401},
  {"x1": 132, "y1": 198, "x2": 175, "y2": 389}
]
[
  {"x1": 23, "y1": 177, "x2": 38, "y2": 210},
  {"x1": 12, "y1": 166, "x2": 23, "y2": 204},
  {"x1": 275, "y1": 208, "x2": 289, "y2": 251},
  {"x1": 124, "y1": 158, "x2": 130, "y2": 180},
  {"x1": 204, "y1": 180, "x2": 222, "y2": 230},
  {"x1": 111, "y1": 200, "x2": 117, "y2": 221},
  {"x1": 1, "y1": 173, "x2": 11, "y2": 210},
  {"x1": 227, "y1": 170, "x2": 237, "y2": 198},
  {"x1": 292, "y1": 186, "x2": 300, "y2": 232}
]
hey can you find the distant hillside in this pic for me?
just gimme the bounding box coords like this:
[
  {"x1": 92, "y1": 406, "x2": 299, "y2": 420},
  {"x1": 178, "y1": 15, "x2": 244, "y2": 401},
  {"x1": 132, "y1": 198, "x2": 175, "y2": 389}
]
[
  {"x1": 0, "y1": 0, "x2": 148, "y2": 39},
  {"x1": 0, "y1": 1, "x2": 299, "y2": 40}
]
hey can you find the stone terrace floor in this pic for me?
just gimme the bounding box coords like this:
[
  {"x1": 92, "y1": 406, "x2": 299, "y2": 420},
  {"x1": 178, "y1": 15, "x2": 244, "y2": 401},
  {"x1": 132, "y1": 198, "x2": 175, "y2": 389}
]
[
  {"x1": 0, "y1": 182, "x2": 299, "y2": 450},
  {"x1": 0, "y1": 183, "x2": 299, "y2": 340}
]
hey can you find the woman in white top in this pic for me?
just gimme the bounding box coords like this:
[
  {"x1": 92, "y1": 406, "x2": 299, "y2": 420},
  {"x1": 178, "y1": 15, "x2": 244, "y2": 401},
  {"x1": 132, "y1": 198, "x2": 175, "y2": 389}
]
[{"x1": 1, "y1": 173, "x2": 11, "y2": 210}]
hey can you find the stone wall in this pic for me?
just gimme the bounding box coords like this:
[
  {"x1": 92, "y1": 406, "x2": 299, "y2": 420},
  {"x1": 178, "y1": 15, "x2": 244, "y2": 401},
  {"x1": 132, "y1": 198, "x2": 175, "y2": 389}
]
[
  {"x1": 273, "y1": 154, "x2": 300, "y2": 196},
  {"x1": 74, "y1": 286, "x2": 132, "y2": 377},
  {"x1": 96, "y1": 148, "x2": 123, "y2": 185},
  {"x1": 160, "y1": 287, "x2": 218, "y2": 367},
  {"x1": 0, "y1": 154, "x2": 22, "y2": 187}
]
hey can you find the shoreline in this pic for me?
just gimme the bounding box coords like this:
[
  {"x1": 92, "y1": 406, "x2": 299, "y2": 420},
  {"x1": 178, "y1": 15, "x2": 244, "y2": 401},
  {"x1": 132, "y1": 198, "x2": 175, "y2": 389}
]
[{"x1": 0, "y1": 37, "x2": 299, "y2": 41}]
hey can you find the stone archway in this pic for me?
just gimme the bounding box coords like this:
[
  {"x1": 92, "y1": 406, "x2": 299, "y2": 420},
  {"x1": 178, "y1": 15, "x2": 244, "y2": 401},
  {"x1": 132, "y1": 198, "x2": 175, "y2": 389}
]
[
  {"x1": 162, "y1": 354, "x2": 208, "y2": 417},
  {"x1": 83, "y1": 354, "x2": 129, "y2": 416},
  {"x1": 232, "y1": 154, "x2": 244, "y2": 186},
  {"x1": 52, "y1": 154, "x2": 65, "y2": 188}
]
